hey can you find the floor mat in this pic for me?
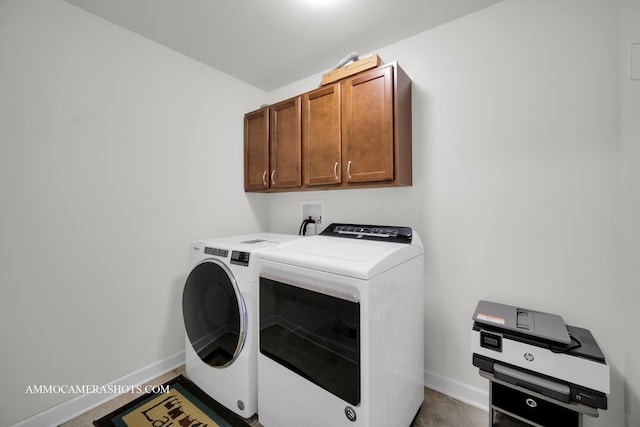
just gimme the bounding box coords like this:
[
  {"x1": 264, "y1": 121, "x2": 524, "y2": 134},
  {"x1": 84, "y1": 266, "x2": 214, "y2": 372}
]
[{"x1": 93, "y1": 375, "x2": 251, "y2": 427}]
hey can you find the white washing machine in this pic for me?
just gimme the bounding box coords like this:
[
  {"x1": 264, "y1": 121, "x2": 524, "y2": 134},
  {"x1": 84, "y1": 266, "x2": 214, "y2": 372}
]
[
  {"x1": 182, "y1": 233, "x2": 298, "y2": 419},
  {"x1": 257, "y1": 223, "x2": 424, "y2": 427}
]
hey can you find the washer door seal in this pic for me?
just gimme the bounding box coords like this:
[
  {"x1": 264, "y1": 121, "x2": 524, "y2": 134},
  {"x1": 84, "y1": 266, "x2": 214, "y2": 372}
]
[{"x1": 182, "y1": 260, "x2": 247, "y2": 368}]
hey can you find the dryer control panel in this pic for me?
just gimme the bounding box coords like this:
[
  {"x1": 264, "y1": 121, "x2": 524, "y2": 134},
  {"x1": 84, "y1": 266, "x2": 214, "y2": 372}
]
[{"x1": 320, "y1": 223, "x2": 413, "y2": 244}]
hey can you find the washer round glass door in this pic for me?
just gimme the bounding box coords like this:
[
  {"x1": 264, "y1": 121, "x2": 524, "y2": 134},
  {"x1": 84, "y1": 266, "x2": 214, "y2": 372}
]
[{"x1": 182, "y1": 260, "x2": 247, "y2": 368}]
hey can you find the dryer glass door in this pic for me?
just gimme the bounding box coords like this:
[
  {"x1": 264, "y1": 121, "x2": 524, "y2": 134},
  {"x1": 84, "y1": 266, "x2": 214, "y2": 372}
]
[
  {"x1": 260, "y1": 276, "x2": 360, "y2": 405},
  {"x1": 183, "y1": 260, "x2": 247, "y2": 368}
]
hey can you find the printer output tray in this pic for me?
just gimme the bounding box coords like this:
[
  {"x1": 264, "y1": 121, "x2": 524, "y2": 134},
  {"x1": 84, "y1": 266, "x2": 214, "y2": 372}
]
[{"x1": 493, "y1": 363, "x2": 571, "y2": 403}]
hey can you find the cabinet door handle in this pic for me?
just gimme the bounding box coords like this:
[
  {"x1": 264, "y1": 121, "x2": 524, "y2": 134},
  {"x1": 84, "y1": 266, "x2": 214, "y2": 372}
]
[
  {"x1": 262, "y1": 171, "x2": 267, "y2": 186},
  {"x1": 525, "y1": 398, "x2": 537, "y2": 408},
  {"x1": 347, "y1": 160, "x2": 352, "y2": 179},
  {"x1": 271, "y1": 170, "x2": 276, "y2": 185},
  {"x1": 333, "y1": 162, "x2": 339, "y2": 180}
]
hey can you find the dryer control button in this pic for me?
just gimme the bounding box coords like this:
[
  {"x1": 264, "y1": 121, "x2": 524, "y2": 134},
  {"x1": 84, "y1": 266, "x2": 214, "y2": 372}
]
[{"x1": 345, "y1": 406, "x2": 357, "y2": 422}]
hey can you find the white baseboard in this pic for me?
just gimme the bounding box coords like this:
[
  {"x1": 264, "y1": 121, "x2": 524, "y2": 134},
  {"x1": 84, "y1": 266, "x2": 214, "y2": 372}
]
[
  {"x1": 424, "y1": 369, "x2": 489, "y2": 412},
  {"x1": 12, "y1": 351, "x2": 185, "y2": 427}
]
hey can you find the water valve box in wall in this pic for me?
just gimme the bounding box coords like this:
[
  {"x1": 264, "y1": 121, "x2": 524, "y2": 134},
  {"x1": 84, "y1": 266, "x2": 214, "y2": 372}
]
[{"x1": 301, "y1": 200, "x2": 324, "y2": 228}]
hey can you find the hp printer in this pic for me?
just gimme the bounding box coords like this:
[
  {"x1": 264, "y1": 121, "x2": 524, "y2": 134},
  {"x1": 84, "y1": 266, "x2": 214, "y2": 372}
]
[{"x1": 471, "y1": 300, "x2": 609, "y2": 409}]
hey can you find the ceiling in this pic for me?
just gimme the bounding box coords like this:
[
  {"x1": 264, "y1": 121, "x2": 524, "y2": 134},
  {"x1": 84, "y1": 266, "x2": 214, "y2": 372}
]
[{"x1": 65, "y1": 0, "x2": 502, "y2": 91}]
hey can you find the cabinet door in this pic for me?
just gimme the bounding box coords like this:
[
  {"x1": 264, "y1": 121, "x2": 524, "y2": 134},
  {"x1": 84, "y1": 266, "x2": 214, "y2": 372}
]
[
  {"x1": 342, "y1": 66, "x2": 394, "y2": 183},
  {"x1": 270, "y1": 97, "x2": 301, "y2": 188},
  {"x1": 244, "y1": 108, "x2": 269, "y2": 191},
  {"x1": 302, "y1": 84, "x2": 341, "y2": 186}
]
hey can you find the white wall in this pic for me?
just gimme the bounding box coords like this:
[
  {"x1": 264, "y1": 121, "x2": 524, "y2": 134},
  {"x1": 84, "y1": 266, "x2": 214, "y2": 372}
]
[
  {"x1": 2, "y1": 0, "x2": 637, "y2": 426},
  {"x1": 620, "y1": 0, "x2": 640, "y2": 426},
  {"x1": 0, "y1": 1, "x2": 269, "y2": 425},
  {"x1": 267, "y1": 1, "x2": 627, "y2": 426}
]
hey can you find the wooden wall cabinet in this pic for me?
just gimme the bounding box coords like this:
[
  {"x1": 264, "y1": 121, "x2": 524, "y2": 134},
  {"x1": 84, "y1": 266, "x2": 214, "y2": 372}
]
[
  {"x1": 270, "y1": 97, "x2": 302, "y2": 189},
  {"x1": 244, "y1": 97, "x2": 302, "y2": 191},
  {"x1": 244, "y1": 107, "x2": 269, "y2": 191},
  {"x1": 245, "y1": 62, "x2": 411, "y2": 192},
  {"x1": 302, "y1": 83, "x2": 342, "y2": 187},
  {"x1": 342, "y1": 64, "x2": 395, "y2": 184}
]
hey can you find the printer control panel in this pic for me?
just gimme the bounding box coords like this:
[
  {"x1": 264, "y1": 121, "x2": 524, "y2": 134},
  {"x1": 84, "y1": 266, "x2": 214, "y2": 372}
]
[{"x1": 480, "y1": 331, "x2": 502, "y2": 352}]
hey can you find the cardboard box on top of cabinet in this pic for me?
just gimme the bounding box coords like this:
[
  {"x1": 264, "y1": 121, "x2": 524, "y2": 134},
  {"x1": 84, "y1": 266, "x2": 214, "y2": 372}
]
[{"x1": 321, "y1": 54, "x2": 382, "y2": 85}]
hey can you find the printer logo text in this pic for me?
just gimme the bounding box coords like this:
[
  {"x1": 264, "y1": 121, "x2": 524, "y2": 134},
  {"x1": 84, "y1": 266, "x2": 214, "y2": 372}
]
[{"x1": 524, "y1": 353, "x2": 535, "y2": 362}]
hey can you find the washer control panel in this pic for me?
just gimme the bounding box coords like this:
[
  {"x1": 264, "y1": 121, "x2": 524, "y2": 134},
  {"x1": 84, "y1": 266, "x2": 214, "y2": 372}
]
[
  {"x1": 203, "y1": 246, "x2": 250, "y2": 266},
  {"x1": 231, "y1": 250, "x2": 250, "y2": 266},
  {"x1": 204, "y1": 247, "x2": 229, "y2": 258}
]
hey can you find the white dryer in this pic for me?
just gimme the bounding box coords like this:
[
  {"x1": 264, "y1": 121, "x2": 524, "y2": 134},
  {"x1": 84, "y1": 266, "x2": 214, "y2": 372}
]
[
  {"x1": 257, "y1": 223, "x2": 424, "y2": 427},
  {"x1": 182, "y1": 233, "x2": 298, "y2": 418}
]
